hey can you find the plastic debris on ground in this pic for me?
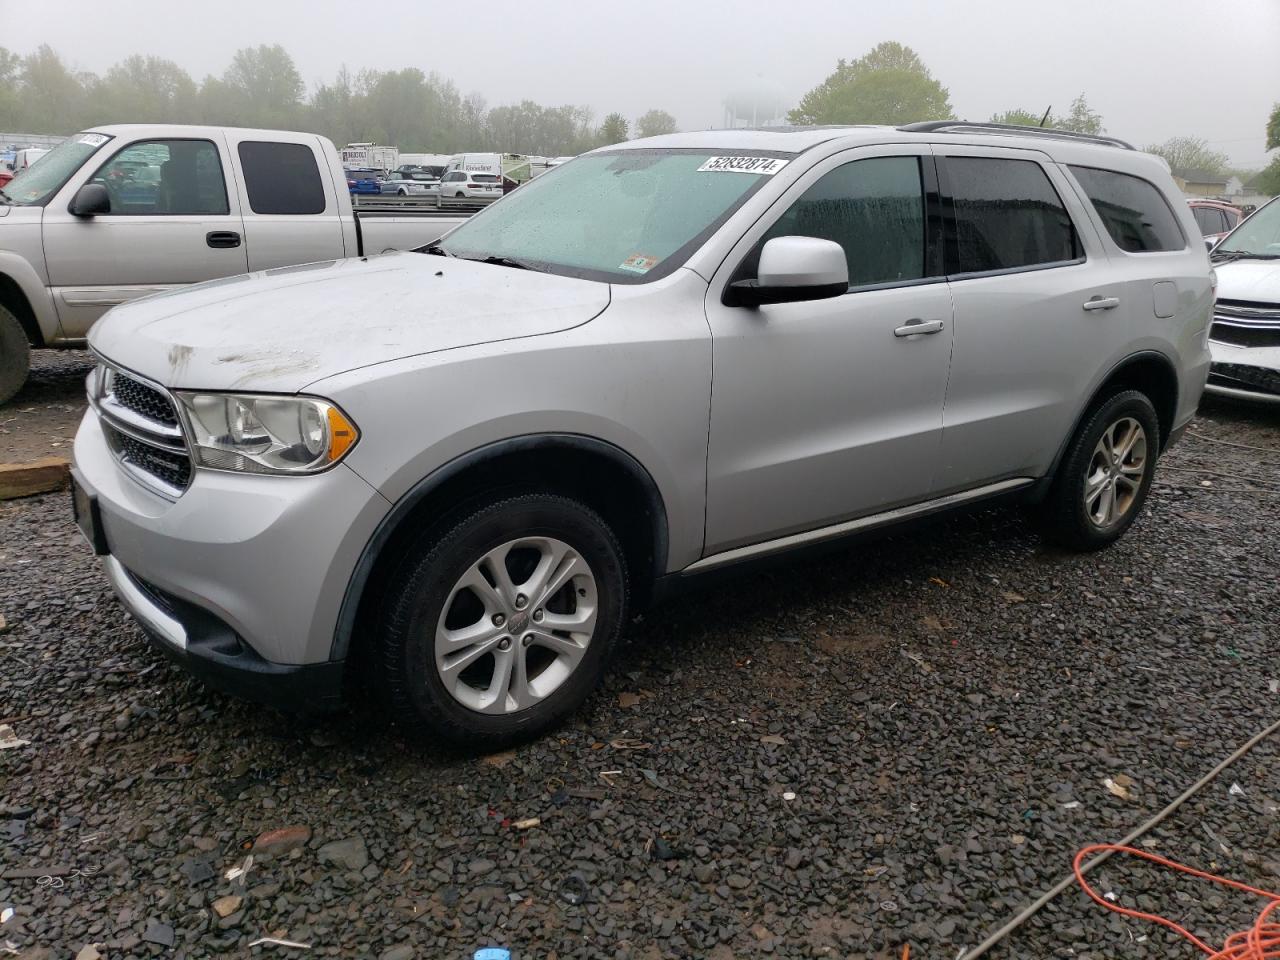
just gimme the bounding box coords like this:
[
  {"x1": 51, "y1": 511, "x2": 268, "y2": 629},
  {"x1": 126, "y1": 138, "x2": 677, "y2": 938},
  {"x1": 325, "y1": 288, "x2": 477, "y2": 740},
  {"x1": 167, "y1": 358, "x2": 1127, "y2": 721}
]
[
  {"x1": 0, "y1": 725, "x2": 29, "y2": 750},
  {"x1": 247, "y1": 936, "x2": 312, "y2": 949},
  {"x1": 559, "y1": 871, "x2": 589, "y2": 906},
  {"x1": 1104, "y1": 774, "x2": 1135, "y2": 800},
  {"x1": 473, "y1": 949, "x2": 513, "y2": 960}
]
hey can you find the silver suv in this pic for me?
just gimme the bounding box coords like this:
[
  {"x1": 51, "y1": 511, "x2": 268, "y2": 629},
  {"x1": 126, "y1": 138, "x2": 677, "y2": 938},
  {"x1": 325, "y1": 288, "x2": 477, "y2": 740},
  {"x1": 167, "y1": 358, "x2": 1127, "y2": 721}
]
[{"x1": 71, "y1": 123, "x2": 1212, "y2": 748}]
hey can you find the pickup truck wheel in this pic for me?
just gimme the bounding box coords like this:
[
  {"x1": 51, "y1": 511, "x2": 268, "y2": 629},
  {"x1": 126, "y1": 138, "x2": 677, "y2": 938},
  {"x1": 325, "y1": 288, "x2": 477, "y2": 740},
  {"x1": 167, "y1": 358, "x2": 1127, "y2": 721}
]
[
  {"x1": 1039, "y1": 389, "x2": 1160, "y2": 551},
  {"x1": 377, "y1": 493, "x2": 628, "y2": 750},
  {"x1": 0, "y1": 304, "x2": 31, "y2": 406}
]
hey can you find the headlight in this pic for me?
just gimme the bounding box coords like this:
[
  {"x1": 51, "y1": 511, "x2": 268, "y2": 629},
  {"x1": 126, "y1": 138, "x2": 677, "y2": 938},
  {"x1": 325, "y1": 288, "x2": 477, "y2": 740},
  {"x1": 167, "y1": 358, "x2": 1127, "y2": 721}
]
[{"x1": 175, "y1": 393, "x2": 359, "y2": 475}]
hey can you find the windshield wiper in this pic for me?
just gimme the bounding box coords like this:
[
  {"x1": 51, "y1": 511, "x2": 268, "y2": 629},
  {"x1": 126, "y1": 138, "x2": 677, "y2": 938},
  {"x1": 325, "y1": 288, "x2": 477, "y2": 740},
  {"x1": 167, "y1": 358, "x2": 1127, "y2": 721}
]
[
  {"x1": 0, "y1": 187, "x2": 12, "y2": 205},
  {"x1": 462, "y1": 255, "x2": 536, "y2": 271},
  {"x1": 421, "y1": 242, "x2": 454, "y2": 257},
  {"x1": 1211, "y1": 250, "x2": 1280, "y2": 263}
]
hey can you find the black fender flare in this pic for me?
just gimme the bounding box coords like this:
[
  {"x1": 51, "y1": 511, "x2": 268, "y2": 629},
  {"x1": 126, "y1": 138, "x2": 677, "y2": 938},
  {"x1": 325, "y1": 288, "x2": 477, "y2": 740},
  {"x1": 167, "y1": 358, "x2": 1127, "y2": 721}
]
[{"x1": 330, "y1": 433, "x2": 669, "y2": 661}]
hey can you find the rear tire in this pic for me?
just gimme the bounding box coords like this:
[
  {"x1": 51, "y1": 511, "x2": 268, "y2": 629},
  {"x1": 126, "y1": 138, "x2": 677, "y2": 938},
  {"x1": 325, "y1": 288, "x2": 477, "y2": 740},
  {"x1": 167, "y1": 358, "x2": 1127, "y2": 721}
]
[
  {"x1": 0, "y1": 304, "x2": 31, "y2": 406},
  {"x1": 1039, "y1": 389, "x2": 1160, "y2": 551},
  {"x1": 376, "y1": 493, "x2": 629, "y2": 751}
]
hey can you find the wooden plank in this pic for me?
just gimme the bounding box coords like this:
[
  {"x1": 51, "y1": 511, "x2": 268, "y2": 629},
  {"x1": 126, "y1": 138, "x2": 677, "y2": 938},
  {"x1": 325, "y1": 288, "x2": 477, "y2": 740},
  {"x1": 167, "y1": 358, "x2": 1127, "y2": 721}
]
[{"x1": 0, "y1": 457, "x2": 70, "y2": 500}]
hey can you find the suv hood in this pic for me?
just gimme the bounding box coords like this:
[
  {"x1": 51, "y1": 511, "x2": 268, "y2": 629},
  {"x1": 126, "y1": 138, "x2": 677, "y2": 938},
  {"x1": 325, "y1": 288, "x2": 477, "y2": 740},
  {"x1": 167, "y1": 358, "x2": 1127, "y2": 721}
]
[
  {"x1": 89, "y1": 253, "x2": 611, "y2": 392},
  {"x1": 1214, "y1": 259, "x2": 1280, "y2": 303}
]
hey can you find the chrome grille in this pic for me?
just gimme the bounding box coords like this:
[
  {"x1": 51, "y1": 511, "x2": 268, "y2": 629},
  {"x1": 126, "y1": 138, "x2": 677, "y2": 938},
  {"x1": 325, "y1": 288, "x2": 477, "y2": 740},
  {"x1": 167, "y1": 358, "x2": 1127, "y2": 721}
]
[
  {"x1": 1209, "y1": 299, "x2": 1280, "y2": 350},
  {"x1": 91, "y1": 361, "x2": 192, "y2": 498}
]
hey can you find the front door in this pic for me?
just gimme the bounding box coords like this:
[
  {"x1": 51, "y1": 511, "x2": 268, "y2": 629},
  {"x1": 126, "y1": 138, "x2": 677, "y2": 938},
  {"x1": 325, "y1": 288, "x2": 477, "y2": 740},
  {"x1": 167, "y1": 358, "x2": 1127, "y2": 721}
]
[
  {"x1": 42, "y1": 135, "x2": 247, "y2": 337},
  {"x1": 703, "y1": 146, "x2": 954, "y2": 555}
]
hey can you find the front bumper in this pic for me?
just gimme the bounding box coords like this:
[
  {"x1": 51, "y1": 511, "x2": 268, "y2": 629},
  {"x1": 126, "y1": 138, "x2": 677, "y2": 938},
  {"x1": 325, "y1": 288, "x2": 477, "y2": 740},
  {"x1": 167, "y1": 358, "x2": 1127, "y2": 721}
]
[
  {"x1": 1205, "y1": 339, "x2": 1280, "y2": 403},
  {"x1": 73, "y1": 405, "x2": 391, "y2": 709}
]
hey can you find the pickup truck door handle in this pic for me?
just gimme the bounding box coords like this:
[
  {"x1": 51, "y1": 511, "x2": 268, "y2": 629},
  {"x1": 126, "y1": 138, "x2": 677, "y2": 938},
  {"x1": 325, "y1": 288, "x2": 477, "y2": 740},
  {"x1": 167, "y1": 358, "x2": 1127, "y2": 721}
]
[
  {"x1": 206, "y1": 231, "x2": 242, "y2": 249},
  {"x1": 893, "y1": 318, "x2": 945, "y2": 338},
  {"x1": 1082, "y1": 296, "x2": 1120, "y2": 312}
]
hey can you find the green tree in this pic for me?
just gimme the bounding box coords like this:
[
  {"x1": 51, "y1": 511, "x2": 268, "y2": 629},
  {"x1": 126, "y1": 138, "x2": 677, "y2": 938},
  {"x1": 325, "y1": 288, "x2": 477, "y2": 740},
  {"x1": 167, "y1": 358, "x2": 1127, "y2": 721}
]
[
  {"x1": 17, "y1": 44, "x2": 91, "y2": 132},
  {"x1": 1057, "y1": 94, "x2": 1103, "y2": 135},
  {"x1": 788, "y1": 41, "x2": 952, "y2": 125},
  {"x1": 0, "y1": 47, "x2": 22, "y2": 128},
  {"x1": 635, "y1": 109, "x2": 677, "y2": 138},
  {"x1": 98, "y1": 55, "x2": 196, "y2": 124},
  {"x1": 990, "y1": 108, "x2": 1048, "y2": 127},
  {"x1": 597, "y1": 112, "x2": 629, "y2": 146},
  {"x1": 1144, "y1": 136, "x2": 1230, "y2": 177},
  {"x1": 215, "y1": 44, "x2": 304, "y2": 128},
  {"x1": 1267, "y1": 102, "x2": 1279, "y2": 151},
  {"x1": 1256, "y1": 157, "x2": 1280, "y2": 196}
]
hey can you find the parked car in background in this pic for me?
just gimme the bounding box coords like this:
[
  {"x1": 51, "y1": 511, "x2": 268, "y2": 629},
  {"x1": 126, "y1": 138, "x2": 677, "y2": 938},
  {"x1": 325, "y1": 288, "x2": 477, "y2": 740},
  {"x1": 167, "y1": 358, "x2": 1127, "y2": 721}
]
[
  {"x1": 13, "y1": 146, "x2": 49, "y2": 173},
  {"x1": 438, "y1": 170, "x2": 502, "y2": 198},
  {"x1": 71, "y1": 123, "x2": 1210, "y2": 748},
  {"x1": 1206, "y1": 196, "x2": 1280, "y2": 403},
  {"x1": 1187, "y1": 198, "x2": 1245, "y2": 246},
  {"x1": 0, "y1": 124, "x2": 476, "y2": 404},
  {"x1": 344, "y1": 168, "x2": 384, "y2": 195},
  {"x1": 380, "y1": 169, "x2": 440, "y2": 196}
]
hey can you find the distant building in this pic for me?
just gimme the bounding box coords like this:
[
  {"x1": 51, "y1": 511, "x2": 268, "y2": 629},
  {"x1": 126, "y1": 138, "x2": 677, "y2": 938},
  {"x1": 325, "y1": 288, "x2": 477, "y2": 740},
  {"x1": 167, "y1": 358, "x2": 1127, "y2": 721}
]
[{"x1": 1172, "y1": 168, "x2": 1231, "y2": 198}]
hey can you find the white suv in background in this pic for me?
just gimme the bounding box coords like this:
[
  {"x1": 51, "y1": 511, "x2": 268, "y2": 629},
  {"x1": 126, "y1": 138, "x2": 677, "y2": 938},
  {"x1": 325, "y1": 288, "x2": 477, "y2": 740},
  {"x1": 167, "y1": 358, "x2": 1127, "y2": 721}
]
[
  {"x1": 438, "y1": 170, "x2": 503, "y2": 198},
  {"x1": 72, "y1": 123, "x2": 1211, "y2": 749}
]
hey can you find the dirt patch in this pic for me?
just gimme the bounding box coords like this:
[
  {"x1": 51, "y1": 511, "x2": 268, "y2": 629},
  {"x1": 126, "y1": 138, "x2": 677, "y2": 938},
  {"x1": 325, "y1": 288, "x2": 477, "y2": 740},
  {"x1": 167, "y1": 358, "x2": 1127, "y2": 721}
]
[{"x1": 0, "y1": 349, "x2": 92, "y2": 464}]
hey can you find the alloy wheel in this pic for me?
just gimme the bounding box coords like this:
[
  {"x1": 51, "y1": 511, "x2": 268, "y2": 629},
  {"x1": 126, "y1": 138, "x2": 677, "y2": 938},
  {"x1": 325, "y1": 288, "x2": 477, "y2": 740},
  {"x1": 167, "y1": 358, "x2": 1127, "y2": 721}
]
[
  {"x1": 434, "y1": 537, "x2": 597, "y2": 714},
  {"x1": 1083, "y1": 416, "x2": 1148, "y2": 528}
]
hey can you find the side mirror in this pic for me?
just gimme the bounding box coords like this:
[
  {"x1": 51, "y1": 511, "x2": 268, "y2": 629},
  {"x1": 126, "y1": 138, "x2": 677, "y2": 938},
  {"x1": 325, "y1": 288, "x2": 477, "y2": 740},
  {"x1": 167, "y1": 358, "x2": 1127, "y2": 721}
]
[
  {"x1": 725, "y1": 236, "x2": 849, "y2": 307},
  {"x1": 69, "y1": 183, "x2": 111, "y2": 217}
]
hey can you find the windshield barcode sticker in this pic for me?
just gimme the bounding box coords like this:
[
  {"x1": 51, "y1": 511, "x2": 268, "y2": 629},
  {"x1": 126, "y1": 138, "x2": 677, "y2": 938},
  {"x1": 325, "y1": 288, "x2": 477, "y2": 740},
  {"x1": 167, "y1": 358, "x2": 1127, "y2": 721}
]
[
  {"x1": 697, "y1": 156, "x2": 789, "y2": 176},
  {"x1": 78, "y1": 133, "x2": 109, "y2": 147}
]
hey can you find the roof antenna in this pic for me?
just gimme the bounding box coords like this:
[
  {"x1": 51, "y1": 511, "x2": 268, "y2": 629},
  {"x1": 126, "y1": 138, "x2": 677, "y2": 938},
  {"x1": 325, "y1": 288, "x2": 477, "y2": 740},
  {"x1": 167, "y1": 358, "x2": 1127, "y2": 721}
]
[{"x1": 1038, "y1": 106, "x2": 1053, "y2": 128}]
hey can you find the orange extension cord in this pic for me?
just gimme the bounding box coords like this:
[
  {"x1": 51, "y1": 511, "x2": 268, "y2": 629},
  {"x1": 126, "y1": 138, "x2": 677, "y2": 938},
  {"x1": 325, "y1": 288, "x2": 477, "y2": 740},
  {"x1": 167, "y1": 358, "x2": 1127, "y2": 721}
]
[{"x1": 1073, "y1": 844, "x2": 1280, "y2": 958}]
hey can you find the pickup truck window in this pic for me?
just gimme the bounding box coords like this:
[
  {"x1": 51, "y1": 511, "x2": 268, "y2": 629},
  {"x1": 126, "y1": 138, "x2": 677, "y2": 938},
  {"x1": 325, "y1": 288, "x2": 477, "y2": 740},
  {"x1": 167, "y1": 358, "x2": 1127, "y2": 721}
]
[
  {"x1": 756, "y1": 156, "x2": 928, "y2": 288},
  {"x1": 437, "y1": 149, "x2": 784, "y2": 283},
  {"x1": 238, "y1": 141, "x2": 326, "y2": 215},
  {"x1": 0, "y1": 132, "x2": 112, "y2": 206},
  {"x1": 946, "y1": 157, "x2": 1081, "y2": 274},
  {"x1": 90, "y1": 139, "x2": 229, "y2": 216}
]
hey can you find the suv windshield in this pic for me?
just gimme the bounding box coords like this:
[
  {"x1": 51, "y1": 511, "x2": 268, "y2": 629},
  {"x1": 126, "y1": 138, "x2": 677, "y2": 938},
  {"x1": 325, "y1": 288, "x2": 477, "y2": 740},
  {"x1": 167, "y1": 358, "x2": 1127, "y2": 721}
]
[
  {"x1": 1, "y1": 132, "x2": 113, "y2": 206},
  {"x1": 435, "y1": 149, "x2": 787, "y2": 282},
  {"x1": 1214, "y1": 198, "x2": 1280, "y2": 259}
]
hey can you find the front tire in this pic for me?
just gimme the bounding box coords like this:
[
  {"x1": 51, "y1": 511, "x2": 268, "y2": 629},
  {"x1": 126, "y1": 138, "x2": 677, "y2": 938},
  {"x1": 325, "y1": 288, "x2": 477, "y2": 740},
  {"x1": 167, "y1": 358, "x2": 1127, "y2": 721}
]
[
  {"x1": 376, "y1": 493, "x2": 629, "y2": 750},
  {"x1": 1040, "y1": 389, "x2": 1160, "y2": 551},
  {"x1": 0, "y1": 304, "x2": 31, "y2": 406}
]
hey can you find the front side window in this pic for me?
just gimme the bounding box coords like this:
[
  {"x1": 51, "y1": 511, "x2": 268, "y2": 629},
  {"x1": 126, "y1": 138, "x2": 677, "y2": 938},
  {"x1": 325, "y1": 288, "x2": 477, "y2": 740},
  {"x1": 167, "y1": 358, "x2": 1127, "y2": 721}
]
[
  {"x1": 0, "y1": 133, "x2": 112, "y2": 206},
  {"x1": 755, "y1": 156, "x2": 928, "y2": 288},
  {"x1": 1068, "y1": 166, "x2": 1185, "y2": 253},
  {"x1": 436, "y1": 149, "x2": 783, "y2": 283},
  {"x1": 90, "y1": 139, "x2": 229, "y2": 215},
  {"x1": 946, "y1": 157, "x2": 1081, "y2": 273},
  {"x1": 239, "y1": 141, "x2": 325, "y2": 215}
]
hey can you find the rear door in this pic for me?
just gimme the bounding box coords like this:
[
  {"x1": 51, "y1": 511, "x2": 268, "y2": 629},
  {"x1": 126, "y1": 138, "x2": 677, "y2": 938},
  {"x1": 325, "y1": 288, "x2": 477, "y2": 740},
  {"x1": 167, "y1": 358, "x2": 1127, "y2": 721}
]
[
  {"x1": 42, "y1": 135, "x2": 247, "y2": 337},
  {"x1": 224, "y1": 134, "x2": 347, "y2": 271},
  {"x1": 933, "y1": 147, "x2": 1116, "y2": 491}
]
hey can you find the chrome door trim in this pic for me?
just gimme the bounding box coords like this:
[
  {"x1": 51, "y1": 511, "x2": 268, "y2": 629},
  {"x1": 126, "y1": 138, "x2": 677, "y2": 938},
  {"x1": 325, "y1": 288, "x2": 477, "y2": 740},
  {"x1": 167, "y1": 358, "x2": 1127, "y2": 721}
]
[{"x1": 683, "y1": 477, "x2": 1034, "y2": 574}]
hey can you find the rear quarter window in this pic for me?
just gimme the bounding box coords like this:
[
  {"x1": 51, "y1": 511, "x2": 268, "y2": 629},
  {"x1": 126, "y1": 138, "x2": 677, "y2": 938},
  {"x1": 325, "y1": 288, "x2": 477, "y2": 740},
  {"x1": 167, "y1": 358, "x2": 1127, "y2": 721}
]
[
  {"x1": 238, "y1": 141, "x2": 326, "y2": 215},
  {"x1": 1068, "y1": 166, "x2": 1186, "y2": 253}
]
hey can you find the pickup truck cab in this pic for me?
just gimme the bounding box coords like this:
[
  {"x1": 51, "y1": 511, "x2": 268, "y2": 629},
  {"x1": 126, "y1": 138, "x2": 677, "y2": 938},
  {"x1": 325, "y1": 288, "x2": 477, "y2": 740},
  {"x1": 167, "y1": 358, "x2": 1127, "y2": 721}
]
[
  {"x1": 72, "y1": 123, "x2": 1211, "y2": 749},
  {"x1": 0, "y1": 124, "x2": 470, "y2": 403}
]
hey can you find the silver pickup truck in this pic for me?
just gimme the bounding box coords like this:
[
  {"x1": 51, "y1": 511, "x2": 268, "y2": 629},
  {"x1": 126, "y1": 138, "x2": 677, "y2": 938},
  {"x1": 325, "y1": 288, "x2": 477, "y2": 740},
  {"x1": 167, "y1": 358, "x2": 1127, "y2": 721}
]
[{"x1": 0, "y1": 124, "x2": 470, "y2": 403}]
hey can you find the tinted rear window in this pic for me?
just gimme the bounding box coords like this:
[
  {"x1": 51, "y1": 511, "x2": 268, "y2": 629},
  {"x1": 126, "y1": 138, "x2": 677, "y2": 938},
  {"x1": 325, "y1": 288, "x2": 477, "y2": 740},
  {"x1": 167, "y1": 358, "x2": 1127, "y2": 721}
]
[
  {"x1": 472, "y1": 174, "x2": 500, "y2": 183},
  {"x1": 239, "y1": 141, "x2": 326, "y2": 215},
  {"x1": 1068, "y1": 166, "x2": 1185, "y2": 252},
  {"x1": 946, "y1": 157, "x2": 1081, "y2": 273}
]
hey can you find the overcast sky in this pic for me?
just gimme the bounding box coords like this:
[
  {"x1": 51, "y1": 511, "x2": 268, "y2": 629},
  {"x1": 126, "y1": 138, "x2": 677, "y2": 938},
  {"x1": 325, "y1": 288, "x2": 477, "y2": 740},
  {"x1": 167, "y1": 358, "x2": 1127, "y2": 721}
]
[{"x1": 2, "y1": 0, "x2": 1277, "y2": 167}]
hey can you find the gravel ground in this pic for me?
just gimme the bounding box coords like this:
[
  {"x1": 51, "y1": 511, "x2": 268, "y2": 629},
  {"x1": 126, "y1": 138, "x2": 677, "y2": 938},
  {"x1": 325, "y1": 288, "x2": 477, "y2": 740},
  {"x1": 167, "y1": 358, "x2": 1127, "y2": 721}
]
[{"x1": 1, "y1": 369, "x2": 1279, "y2": 959}]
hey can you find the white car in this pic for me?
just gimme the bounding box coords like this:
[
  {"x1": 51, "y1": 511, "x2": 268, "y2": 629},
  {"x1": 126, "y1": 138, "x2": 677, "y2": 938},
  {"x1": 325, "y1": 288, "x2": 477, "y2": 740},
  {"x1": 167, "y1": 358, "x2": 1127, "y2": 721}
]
[
  {"x1": 380, "y1": 172, "x2": 440, "y2": 197},
  {"x1": 438, "y1": 170, "x2": 503, "y2": 199}
]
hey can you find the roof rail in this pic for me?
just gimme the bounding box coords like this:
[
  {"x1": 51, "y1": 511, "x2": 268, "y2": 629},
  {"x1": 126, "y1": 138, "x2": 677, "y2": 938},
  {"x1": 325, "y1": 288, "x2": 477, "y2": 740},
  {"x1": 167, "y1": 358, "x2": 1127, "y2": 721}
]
[{"x1": 898, "y1": 121, "x2": 1136, "y2": 151}]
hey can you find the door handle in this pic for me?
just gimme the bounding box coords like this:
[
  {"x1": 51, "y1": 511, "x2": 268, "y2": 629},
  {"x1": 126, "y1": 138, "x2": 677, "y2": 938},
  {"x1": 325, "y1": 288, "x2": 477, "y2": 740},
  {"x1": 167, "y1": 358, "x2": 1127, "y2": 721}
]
[
  {"x1": 1082, "y1": 296, "x2": 1120, "y2": 312},
  {"x1": 206, "y1": 231, "x2": 242, "y2": 249},
  {"x1": 893, "y1": 318, "x2": 945, "y2": 338}
]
